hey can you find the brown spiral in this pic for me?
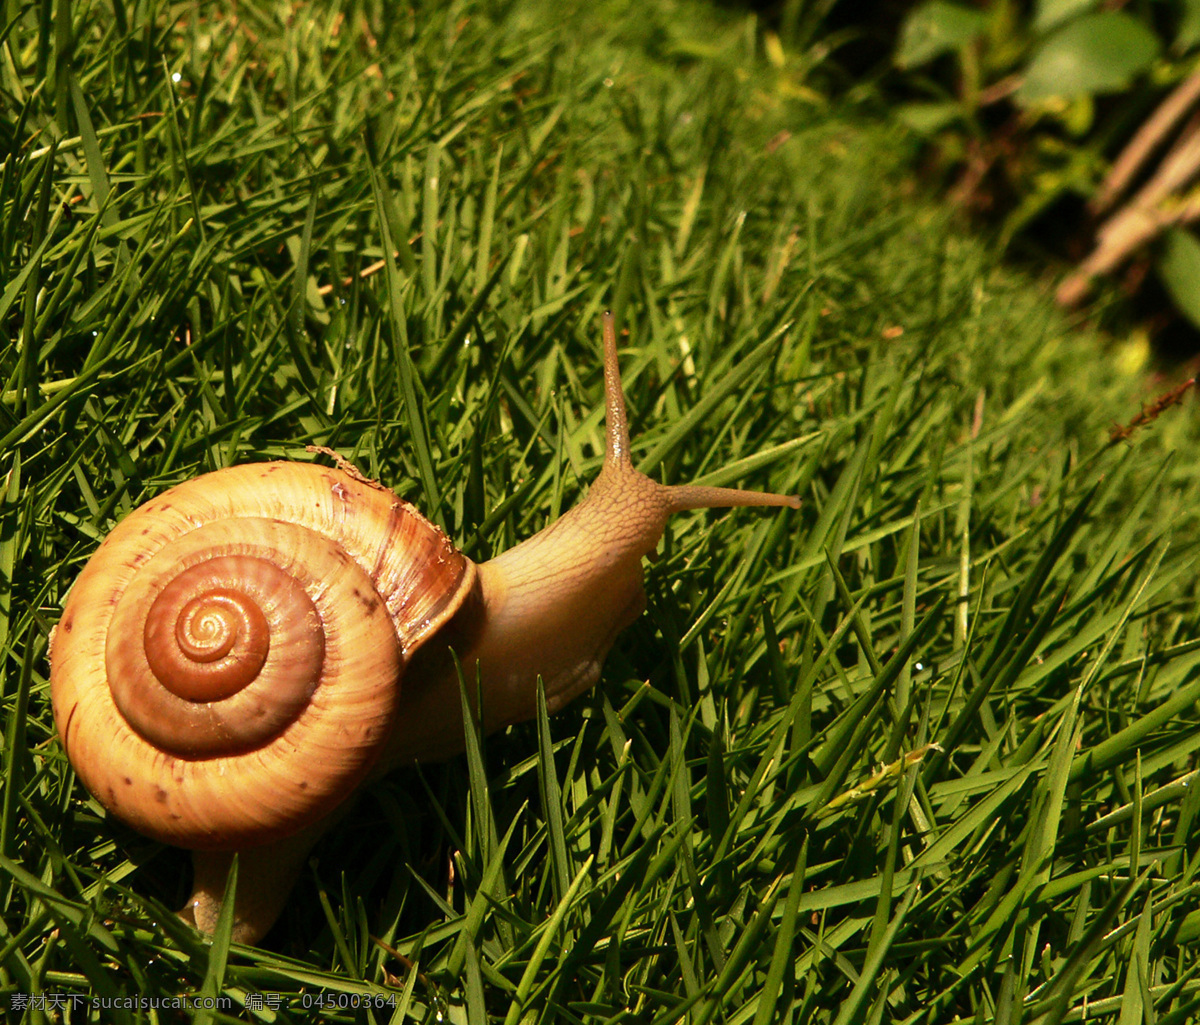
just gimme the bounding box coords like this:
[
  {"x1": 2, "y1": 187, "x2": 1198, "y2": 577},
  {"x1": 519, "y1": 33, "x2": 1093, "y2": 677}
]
[
  {"x1": 149, "y1": 575, "x2": 274, "y2": 702},
  {"x1": 50, "y1": 462, "x2": 476, "y2": 851},
  {"x1": 105, "y1": 537, "x2": 334, "y2": 759}
]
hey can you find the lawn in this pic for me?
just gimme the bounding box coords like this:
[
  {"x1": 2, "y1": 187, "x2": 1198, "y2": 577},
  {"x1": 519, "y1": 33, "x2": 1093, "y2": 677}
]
[{"x1": 3, "y1": 0, "x2": 1200, "y2": 1022}]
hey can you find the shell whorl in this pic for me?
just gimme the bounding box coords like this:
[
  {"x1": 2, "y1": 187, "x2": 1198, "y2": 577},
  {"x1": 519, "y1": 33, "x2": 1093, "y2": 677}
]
[{"x1": 50, "y1": 462, "x2": 475, "y2": 851}]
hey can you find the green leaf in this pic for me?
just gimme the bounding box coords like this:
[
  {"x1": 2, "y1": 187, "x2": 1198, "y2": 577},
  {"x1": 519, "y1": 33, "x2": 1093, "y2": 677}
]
[
  {"x1": 1034, "y1": 0, "x2": 1100, "y2": 33},
  {"x1": 195, "y1": 856, "x2": 237, "y2": 1025},
  {"x1": 1019, "y1": 12, "x2": 1159, "y2": 101},
  {"x1": 897, "y1": 101, "x2": 964, "y2": 135},
  {"x1": 502, "y1": 857, "x2": 594, "y2": 1025},
  {"x1": 752, "y1": 842, "x2": 807, "y2": 1025},
  {"x1": 1180, "y1": 0, "x2": 1200, "y2": 52},
  {"x1": 896, "y1": 1, "x2": 988, "y2": 68},
  {"x1": 1159, "y1": 227, "x2": 1200, "y2": 329},
  {"x1": 536, "y1": 679, "x2": 571, "y2": 903}
]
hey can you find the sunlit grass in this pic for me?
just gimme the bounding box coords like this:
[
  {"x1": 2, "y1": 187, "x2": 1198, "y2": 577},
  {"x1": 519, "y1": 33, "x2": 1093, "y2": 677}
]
[{"x1": 3, "y1": 0, "x2": 1200, "y2": 1022}]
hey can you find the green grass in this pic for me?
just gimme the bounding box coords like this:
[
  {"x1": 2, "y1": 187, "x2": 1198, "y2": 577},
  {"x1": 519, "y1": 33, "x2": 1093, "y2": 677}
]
[{"x1": 4, "y1": 0, "x2": 1200, "y2": 1022}]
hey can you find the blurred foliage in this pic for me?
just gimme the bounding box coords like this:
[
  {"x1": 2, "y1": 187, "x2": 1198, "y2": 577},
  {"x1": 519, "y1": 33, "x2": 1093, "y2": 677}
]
[
  {"x1": 889, "y1": 0, "x2": 1200, "y2": 346},
  {"x1": 745, "y1": 0, "x2": 1200, "y2": 351},
  {"x1": 8, "y1": 0, "x2": 1200, "y2": 1019}
]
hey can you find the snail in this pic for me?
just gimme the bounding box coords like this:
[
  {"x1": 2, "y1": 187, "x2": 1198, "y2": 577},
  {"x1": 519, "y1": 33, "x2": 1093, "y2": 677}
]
[{"x1": 49, "y1": 312, "x2": 799, "y2": 944}]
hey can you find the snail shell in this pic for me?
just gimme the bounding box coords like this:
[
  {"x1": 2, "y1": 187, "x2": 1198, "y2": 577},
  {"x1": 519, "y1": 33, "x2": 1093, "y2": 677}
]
[{"x1": 50, "y1": 462, "x2": 475, "y2": 851}]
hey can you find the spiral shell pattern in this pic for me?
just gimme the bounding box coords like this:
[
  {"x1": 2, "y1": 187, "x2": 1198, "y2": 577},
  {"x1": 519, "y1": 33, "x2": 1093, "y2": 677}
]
[{"x1": 50, "y1": 463, "x2": 475, "y2": 850}]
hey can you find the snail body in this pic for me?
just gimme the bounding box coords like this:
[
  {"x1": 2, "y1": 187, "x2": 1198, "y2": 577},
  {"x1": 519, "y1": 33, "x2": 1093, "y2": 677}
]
[{"x1": 50, "y1": 313, "x2": 798, "y2": 943}]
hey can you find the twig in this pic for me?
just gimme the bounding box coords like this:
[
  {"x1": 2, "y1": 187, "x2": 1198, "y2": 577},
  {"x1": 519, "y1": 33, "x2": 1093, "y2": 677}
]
[
  {"x1": 370, "y1": 934, "x2": 445, "y2": 1013},
  {"x1": 976, "y1": 74, "x2": 1020, "y2": 107},
  {"x1": 1058, "y1": 121, "x2": 1200, "y2": 306},
  {"x1": 1107, "y1": 378, "x2": 1195, "y2": 446},
  {"x1": 316, "y1": 255, "x2": 391, "y2": 296},
  {"x1": 1057, "y1": 189, "x2": 1200, "y2": 306},
  {"x1": 1093, "y1": 68, "x2": 1200, "y2": 216},
  {"x1": 304, "y1": 445, "x2": 383, "y2": 488},
  {"x1": 315, "y1": 239, "x2": 420, "y2": 297},
  {"x1": 1125, "y1": 110, "x2": 1200, "y2": 209}
]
